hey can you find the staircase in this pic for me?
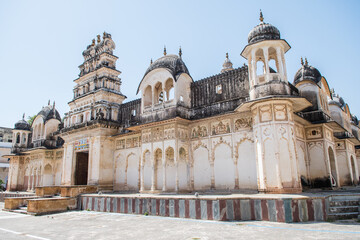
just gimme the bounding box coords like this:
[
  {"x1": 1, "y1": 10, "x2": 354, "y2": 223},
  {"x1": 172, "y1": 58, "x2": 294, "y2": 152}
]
[
  {"x1": 4, "y1": 185, "x2": 98, "y2": 215},
  {"x1": 11, "y1": 206, "x2": 28, "y2": 214},
  {"x1": 327, "y1": 196, "x2": 360, "y2": 220}
]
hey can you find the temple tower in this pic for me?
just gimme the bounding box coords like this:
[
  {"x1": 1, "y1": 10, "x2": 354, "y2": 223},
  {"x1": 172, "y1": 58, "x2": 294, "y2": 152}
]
[{"x1": 59, "y1": 32, "x2": 125, "y2": 191}]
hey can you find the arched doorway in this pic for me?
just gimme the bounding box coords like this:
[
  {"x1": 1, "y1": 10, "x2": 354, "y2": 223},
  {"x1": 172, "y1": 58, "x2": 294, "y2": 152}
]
[
  {"x1": 165, "y1": 147, "x2": 176, "y2": 191},
  {"x1": 193, "y1": 146, "x2": 211, "y2": 190},
  {"x1": 178, "y1": 147, "x2": 188, "y2": 191},
  {"x1": 328, "y1": 147, "x2": 337, "y2": 187},
  {"x1": 126, "y1": 153, "x2": 139, "y2": 190},
  {"x1": 43, "y1": 164, "x2": 54, "y2": 186},
  {"x1": 214, "y1": 143, "x2": 235, "y2": 190}
]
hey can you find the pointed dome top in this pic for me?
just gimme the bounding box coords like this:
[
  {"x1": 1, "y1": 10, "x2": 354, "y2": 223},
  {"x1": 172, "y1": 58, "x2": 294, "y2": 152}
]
[
  {"x1": 14, "y1": 113, "x2": 30, "y2": 131},
  {"x1": 221, "y1": 53, "x2": 234, "y2": 73},
  {"x1": 247, "y1": 10, "x2": 281, "y2": 44},
  {"x1": 293, "y1": 58, "x2": 322, "y2": 85},
  {"x1": 36, "y1": 101, "x2": 61, "y2": 123}
]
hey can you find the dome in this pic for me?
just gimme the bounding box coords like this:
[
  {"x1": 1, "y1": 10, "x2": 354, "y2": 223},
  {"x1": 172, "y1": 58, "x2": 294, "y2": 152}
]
[
  {"x1": 247, "y1": 11, "x2": 280, "y2": 44},
  {"x1": 143, "y1": 54, "x2": 189, "y2": 79},
  {"x1": 137, "y1": 53, "x2": 190, "y2": 94},
  {"x1": 37, "y1": 102, "x2": 61, "y2": 122},
  {"x1": 329, "y1": 92, "x2": 345, "y2": 108},
  {"x1": 14, "y1": 114, "x2": 30, "y2": 130},
  {"x1": 293, "y1": 58, "x2": 322, "y2": 86},
  {"x1": 221, "y1": 53, "x2": 234, "y2": 73}
]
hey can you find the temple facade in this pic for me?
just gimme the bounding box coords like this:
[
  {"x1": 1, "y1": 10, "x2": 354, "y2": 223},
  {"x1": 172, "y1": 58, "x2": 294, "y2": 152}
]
[{"x1": 5, "y1": 12, "x2": 360, "y2": 194}]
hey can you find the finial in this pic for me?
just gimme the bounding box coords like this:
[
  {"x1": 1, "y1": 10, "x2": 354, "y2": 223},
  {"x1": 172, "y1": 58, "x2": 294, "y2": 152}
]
[
  {"x1": 103, "y1": 32, "x2": 106, "y2": 39},
  {"x1": 22, "y1": 113, "x2": 25, "y2": 120},
  {"x1": 150, "y1": 58, "x2": 153, "y2": 65},
  {"x1": 163, "y1": 46, "x2": 167, "y2": 56},
  {"x1": 48, "y1": 99, "x2": 50, "y2": 105},
  {"x1": 300, "y1": 57, "x2": 304, "y2": 66},
  {"x1": 97, "y1": 35, "x2": 101, "y2": 43},
  {"x1": 53, "y1": 101, "x2": 56, "y2": 117},
  {"x1": 179, "y1": 46, "x2": 182, "y2": 58},
  {"x1": 53, "y1": 101, "x2": 56, "y2": 109},
  {"x1": 92, "y1": 39, "x2": 95, "y2": 46},
  {"x1": 226, "y1": 52, "x2": 229, "y2": 59},
  {"x1": 305, "y1": 57, "x2": 308, "y2": 66},
  {"x1": 330, "y1": 88, "x2": 335, "y2": 94},
  {"x1": 259, "y1": 9, "x2": 264, "y2": 22}
]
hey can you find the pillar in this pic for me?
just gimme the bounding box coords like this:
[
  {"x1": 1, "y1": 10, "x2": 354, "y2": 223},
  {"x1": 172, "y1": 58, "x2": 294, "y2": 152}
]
[
  {"x1": 162, "y1": 151, "x2": 166, "y2": 192},
  {"x1": 151, "y1": 152, "x2": 155, "y2": 191}
]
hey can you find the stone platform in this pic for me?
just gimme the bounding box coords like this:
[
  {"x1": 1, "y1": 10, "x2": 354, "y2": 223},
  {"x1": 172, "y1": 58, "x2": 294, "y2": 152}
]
[{"x1": 79, "y1": 191, "x2": 360, "y2": 223}]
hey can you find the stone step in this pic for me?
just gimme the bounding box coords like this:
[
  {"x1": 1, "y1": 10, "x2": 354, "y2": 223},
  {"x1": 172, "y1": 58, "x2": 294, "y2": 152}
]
[
  {"x1": 10, "y1": 208, "x2": 28, "y2": 215},
  {"x1": 327, "y1": 212, "x2": 359, "y2": 220},
  {"x1": 329, "y1": 206, "x2": 359, "y2": 213},
  {"x1": 329, "y1": 200, "x2": 359, "y2": 207}
]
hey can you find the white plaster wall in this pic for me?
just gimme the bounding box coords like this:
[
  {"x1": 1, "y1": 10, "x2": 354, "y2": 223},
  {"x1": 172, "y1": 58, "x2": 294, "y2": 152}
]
[
  {"x1": 263, "y1": 138, "x2": 278, "y2": 187},
  {"x1": 165, "y1": 158, "x2": 176, "y2": 191},
  {"x1": 44, "y1": 119, "x2": 60, "y2": 138},
  {"x1": 175, "y1": 74, "x2": 192, "y2": 107},
  {"x1": 61, "y1": 143, "x2": 74, "y2": 185},
  {"x1": 336, "y1": 152, "x2": 351, "y2": 186},
  {"x1": 193, "y1": 146, "x2": 211, "y2": 190},
  {"x1": 177, "y1": 157, "x2": 188, "y2": 190},
  {"x1": 237, "y1": 139, "x2": 257, "y2": 189},
  {"x1": 308, "y1": 143, "x2": 327, "y2": 180},
  {"x1": 143, "y1": 151, "x2": 152, "y2": 190},
  {"x1": 126, "y1": 153, "x2": 139, "y2": 190},
  {"x1": 279, "y1": 138, "x2": 293, "y2": 186},
  {"x1": 296, "y1": 141, "x2": 307, "y2": 180},
  {"x1": 214, "y1": 143, "x2": 235, "y2": 189},
  {"x1": 54, "y1": 163, "x2": 61, "y2": 186},
  {"x1": 114, "y1": 152, "x2": 126, "y2": 189},
  {"x1": 155, "y1": 157, "x2": 163, "y2": 190}
]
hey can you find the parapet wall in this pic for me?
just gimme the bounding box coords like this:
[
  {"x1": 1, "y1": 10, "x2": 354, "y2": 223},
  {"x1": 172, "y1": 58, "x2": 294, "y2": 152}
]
[{"x1": 79, "y1": 195, "x2": 327, "y2": 222}]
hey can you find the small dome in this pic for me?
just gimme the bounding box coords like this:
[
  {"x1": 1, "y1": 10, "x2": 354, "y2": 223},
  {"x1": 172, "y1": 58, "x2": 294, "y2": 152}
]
[
  {"x1": 14, "y1": 114, "x2": 30, "y2": 131},
  {"x1": 351, "y1": 114, "x2": 359, "y2": 125},
  {"x1": 293, "y1": 58, "x2": 322, "y2": 85},
  {"x1": 37, "y1": 102, "x2": 61, "y2": 122},
  {"x1": 329, "y1": 91, "x2": 345, "y2": 108},
  {"x1": 143, "y1": 54, "x2": 190, "y2": 79},
  {"x1": 221, "y1": 53, "x2": 234, "y2": 73},
  {"x1": 248, "y1": 11, "x2": 280, "y2": 44}
]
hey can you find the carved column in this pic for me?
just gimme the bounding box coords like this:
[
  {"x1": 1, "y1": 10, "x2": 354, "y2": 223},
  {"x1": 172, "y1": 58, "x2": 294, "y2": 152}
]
[
  {"x1": 27, "y1": 168, "x2": 31, "y2": 191},
  {"x1": 151, "y1": 152, "x2": 155, "y2": 191},
  {"x1": 175, "y1": 149, "x2": 179, "y2": 192},
  {"x1": 263, "y1": 47, "x2": 270, "y2": 81},
  {"x1": 162, "y1": 152, "x2": 166, "y2": 192},
  {"x1": 31, "y1": 170, "x2": 35, "y2": 191},
  {"x1": 276, "y1": 47, "x2": 284, "y2": 77},
  {"x1": 140, "y1": 155, "x2": 145, "y2": 191}
]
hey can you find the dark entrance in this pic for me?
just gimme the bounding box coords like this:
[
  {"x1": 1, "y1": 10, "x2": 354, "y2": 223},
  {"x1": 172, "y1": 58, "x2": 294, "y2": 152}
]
[{"x1": 75, "y1": 152, "x2": 89, "y2": 185}]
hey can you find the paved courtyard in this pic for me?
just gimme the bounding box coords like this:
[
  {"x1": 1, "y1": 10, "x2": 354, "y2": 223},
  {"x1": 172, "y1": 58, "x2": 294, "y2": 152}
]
[{"x1": 1, "y1": 203, "x2": 360, "y2": 240}]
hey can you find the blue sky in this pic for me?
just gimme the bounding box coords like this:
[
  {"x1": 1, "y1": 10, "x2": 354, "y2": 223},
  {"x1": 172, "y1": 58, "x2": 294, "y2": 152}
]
[{"x1": 0, "y1": 0, "x2": 359, "y2": 128}]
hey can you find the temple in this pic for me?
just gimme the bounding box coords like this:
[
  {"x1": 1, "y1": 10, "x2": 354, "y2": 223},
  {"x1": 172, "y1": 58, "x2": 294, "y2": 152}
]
[{"x1": 5, "y1": 12, "x2": 360, "y2": 195}]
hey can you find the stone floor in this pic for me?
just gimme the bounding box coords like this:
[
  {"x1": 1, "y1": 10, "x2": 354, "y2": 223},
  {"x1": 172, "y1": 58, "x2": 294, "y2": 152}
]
[{"x1": 1, "y1": 203, "x2": 360, "y2": 240}]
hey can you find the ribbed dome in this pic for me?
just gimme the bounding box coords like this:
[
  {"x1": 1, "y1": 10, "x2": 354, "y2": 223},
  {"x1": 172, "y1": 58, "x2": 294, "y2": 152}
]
[
  {"x1": 329, "y1": 92, "x2": 345, "y2": 108},
  {"x1": 14, "y1": 119, "x2": 30, "y2": 131},
  {"x1": 37, "y1": 104, "x2": 61, "y2": 122},
  {"x1": 143, "y1": 54, "x2": 189, "y2": 79},
  {"x1": 248, "y1": 22, "x2": 280, "y2": 44},
  {"x1": 293, "y1": 59, "x2": 322, "y2": 86},
  {"x1": 247, "y1": 11, "x2": 280, "y2": 44}
]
